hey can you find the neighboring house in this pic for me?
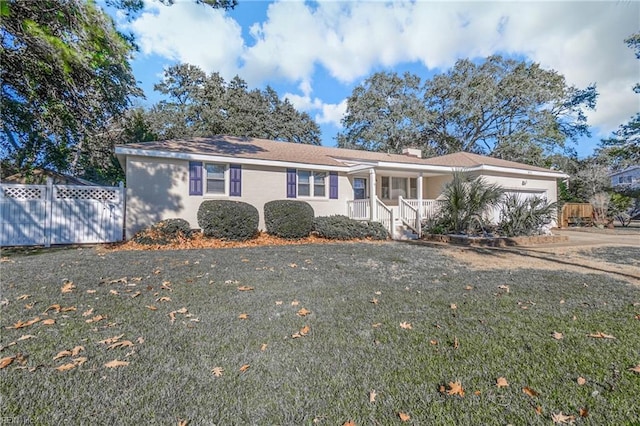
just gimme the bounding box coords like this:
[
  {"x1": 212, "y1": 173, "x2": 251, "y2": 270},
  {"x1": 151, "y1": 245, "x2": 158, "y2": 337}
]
[
  {"x1": 610, "y1": 166, "x2": 640, "y2": 189},
  {"x1": 115, "y1": 135, "x2": 567, "y2": 239}
]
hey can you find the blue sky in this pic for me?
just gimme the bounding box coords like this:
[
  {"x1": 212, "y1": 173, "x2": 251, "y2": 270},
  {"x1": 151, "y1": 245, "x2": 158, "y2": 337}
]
[{"x1": 113, "y1": 0, "x2": 639, "y2": 158}]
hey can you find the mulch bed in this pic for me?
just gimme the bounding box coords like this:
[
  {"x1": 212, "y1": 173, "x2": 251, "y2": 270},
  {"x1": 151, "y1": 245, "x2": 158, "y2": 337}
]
[{"x1": 107, "y1": 231, "x2": 378, "y2": 251}]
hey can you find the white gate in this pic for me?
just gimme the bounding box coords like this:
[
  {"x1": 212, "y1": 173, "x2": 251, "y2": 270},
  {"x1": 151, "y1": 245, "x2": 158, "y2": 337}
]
[{"x1": 0, "y1": 180, "x2": 124, "y2": 247}]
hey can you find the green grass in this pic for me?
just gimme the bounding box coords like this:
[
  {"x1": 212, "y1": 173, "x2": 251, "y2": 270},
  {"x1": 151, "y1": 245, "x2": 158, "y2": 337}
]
[
  {"x1": 581, "y1": 246, "x2": 640, "y2": 267},
  {"x1": 1, "y1": 243, "x2": 639, "y2": 425}
]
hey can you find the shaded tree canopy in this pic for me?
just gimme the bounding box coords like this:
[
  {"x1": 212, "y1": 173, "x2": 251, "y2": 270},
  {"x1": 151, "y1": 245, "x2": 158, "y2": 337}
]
[
  {"x1": 1, "y1": 0, "x2": 237, "y2": 180},
  {"x1": 145, "y1": 64, "x2": 321, "y2": 145},
  {"x1": 337, "y1": 55, "x2": 597, "y2": 166},
  {"x1": 1, "y1": 0, "x2": 141, "y2": 175}
]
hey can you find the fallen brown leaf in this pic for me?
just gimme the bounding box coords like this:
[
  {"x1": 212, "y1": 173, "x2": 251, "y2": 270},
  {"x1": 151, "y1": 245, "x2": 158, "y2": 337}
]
[
  {"x1": 211, "y1": 366, "x2": 224, "y2": 377},
  {"x1": 370, "y1": 298, "x2": 379, "y2": 304},
  {"x1": 291, "y1": 300, "x2": 299, "y2": 306},
  {"x1": 552, "y1": 331, "x2": 564, "y2": 340},
  {"x1": 429, "y1": 340, "x2": 438, "y2": 345},
  {"x1": 292, "y1": 325, "x2": 310, "y2": 338},
  {"x1": 579, "y1": 407, "x2": 589, "y2": 418},
  {"x1": 107, "y1": 340, "x2": 134, "y2": 350},
  {"x1": 399, "y1": 321, "x2": 412, "y2": 330},
  {"x1": 497, "y1": 284, "x2": 510, "y2": 293},
  {"x1": 17, "y1": 334, "x2": 35, "y2": 341},
  {"x1": 53, "y1": 350, "x2": 72, "y2": 360},
  {"x1": 17, "y1": 294, "x2": 30, "y2": 300},
  {"x1": 239, "y1": 364, "x2": 250, "y2": 372},
  {"x1": 372, "y1": 323, "x2": 382, "y2": 328},
  {"x1": 82, "y1": 308, "x2": 94, "y2": 317},
  {"x1": 238, "y1": 313, "x2": 249, "y2": 320},
  {"x1": 98, "y1": 334, "x2": 124, "y2": 345},
  {"x1": 496, "y1": 377, "x2": 509, "y2": 388},
  {"x1": 146, "y1": 305, "x2": 158, "y2": 311},
  {"x1": 296, "y1": 308, "x2": 311, "y2": 317},
  {"x1": 523, "y1": 386, "x2": 539, "y2": 397},
  {"x1": 85, "y1": 315, "x2": 105, "y2": 323},
  {"x1": 450, "y1": 303, "x2": 457, "y2": 310},
  {"x1": 237, "y1": 286, "x2": 254, "y2": 291},
  {"x1": 260, "y1": 343, "x2": 268, "y2": 351},
  {"x1": 168, "y1": 308, "x2": 188, "y2": 323},
  {"x1": 453, "y1": 336, "x2": 459, "y2": 349},
  {"x1": 398, "y1": 412, "x2": 410, "y2": 422},
  {"x1": 110, "y1": 290, "x2": 119, "y2": 295},
  {"x1": 131, "y1": 291, "x2": 141, "y2": 298},
  {"x1": 342, "y1": 421, "x2": 356, "y2": 426},
  {"x1": 445, "y1": 381, "x2": 465, "y2": 397},
  {"x1": 156, "y1": 296, "x2": 171, "y2": 302},
  {"x1": 369, "y1": 390, "x2": 377, "y2": 403},
  {"x1": 0, "y1": 356, "x2": 15, "y2": 369},
  {"x1": 44, "y1": 304, "x2": 61, "y2": 313},
  {"x1": 55, "y1": 362, "x2": 76, "y2": 372},
  {"x1": 41, "y1": 319, "x2": 55, "y2": 325},
  {"x1": 61, "y1": 306, "x2": 76, "y2": 312},
  {"x1": 587, "y1": 331, "x2": 615, "y2": 339},
  {"x1": 7, "y1": 317, "x2": 40, "y2": 329},
  {"x1": 104, "y1": 359, "x2": 129, "y2": 368},
  {"x1": 551, "y1": 412, "x2": 576, "y2": 424},
  {"x1": 577, "y1": 376, "x2": 587, "y2": 385},
  {"x1": 628, "y1": 364, "x2": 640, "y2": 374},
  {"x1": 61, "y1": 280, "x2": 75, "y2": 293}
]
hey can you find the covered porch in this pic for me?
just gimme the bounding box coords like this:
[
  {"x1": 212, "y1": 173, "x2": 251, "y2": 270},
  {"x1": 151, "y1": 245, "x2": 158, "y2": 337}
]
[{"x1": 345, "y1": 167, "x2": 448, "y2": 238}]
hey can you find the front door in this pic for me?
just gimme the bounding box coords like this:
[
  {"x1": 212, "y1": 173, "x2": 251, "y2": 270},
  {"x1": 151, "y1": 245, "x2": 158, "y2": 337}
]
[{"x1": 354, "y1": 178, "x2": 367, "y2": 199}]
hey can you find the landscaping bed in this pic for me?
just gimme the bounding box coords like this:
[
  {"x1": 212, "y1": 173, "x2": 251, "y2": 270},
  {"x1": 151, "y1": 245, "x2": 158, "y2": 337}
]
[{"x1": 422, "y1": 233, "x2": 569, "y2": 247}]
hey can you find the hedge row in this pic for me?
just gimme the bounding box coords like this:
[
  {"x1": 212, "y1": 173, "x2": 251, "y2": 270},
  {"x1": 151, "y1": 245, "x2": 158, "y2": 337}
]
[{"x1": 135, "y1": 200, "x2": 390, "y2": 243}]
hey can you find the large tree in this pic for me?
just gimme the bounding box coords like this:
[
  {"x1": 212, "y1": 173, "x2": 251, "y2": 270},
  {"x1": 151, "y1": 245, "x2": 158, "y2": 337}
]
[
  {"x1": 337, "y1": 72, "x2": 431, "y2": 154},
  {"x1": 337, "y1": 56, "x2": 597, "y2": 165},
  {"x1": 147, "y1": 64, "x2": 322, "y2": 144},
  {"x1": 1, "y1": 0, "x2": 237, "y2": 178},
  {"x1": 1, "y1": 0, "x2": 142, "y2": 175}
]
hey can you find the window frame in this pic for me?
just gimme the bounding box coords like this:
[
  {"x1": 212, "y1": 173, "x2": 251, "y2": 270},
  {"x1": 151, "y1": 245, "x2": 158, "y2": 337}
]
[
  {"x1": 296, "y1": 170, "x2": 328, "y2": 199},
  {"x1": 381, "y1": 176, "x2": 418, "y2": 200},
  {"x1": 204, "y1": 163, "x2": 228, "y2": 196}
]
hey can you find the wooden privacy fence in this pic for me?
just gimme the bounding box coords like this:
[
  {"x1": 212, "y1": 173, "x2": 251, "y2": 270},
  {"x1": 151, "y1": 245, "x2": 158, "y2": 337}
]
[
  {"x1": 560, "y1": 202, "x2": 593, "y2": 228},
  {"x1": 0, "y1": 180, "x2": 124, "y2": 247}
]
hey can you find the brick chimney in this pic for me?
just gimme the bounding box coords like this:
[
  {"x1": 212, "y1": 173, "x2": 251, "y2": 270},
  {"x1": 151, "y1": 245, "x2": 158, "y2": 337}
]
[{"x1": 402, "y1": 147, "x2": 422, "y2": 158}]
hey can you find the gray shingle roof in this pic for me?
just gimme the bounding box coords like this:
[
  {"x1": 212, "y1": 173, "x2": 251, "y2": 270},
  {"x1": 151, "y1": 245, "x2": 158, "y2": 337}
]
[{"x1": 117, "y1": 135, "x2": 557, "y2": 174}]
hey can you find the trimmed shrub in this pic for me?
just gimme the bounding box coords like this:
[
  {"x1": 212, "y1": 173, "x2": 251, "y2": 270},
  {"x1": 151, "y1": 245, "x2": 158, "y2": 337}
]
[
  {"x1": 132, "y1": 218, "x2": 192, "y2": 245},
  {"x1": 264, "y1": 200, "x2": 315, "y2": 239},
  {"x1": 313, "y1": 215, "x2": 388, "y2": 240},
  {"x1": 197, "y1": 200, "x2": 259, "y2": 241}
]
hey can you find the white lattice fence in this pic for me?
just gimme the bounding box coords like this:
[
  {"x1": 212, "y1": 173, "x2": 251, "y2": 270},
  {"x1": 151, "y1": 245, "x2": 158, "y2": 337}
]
[{"x1": 0, "y1": 180, "x2": 124, "y2": 247}]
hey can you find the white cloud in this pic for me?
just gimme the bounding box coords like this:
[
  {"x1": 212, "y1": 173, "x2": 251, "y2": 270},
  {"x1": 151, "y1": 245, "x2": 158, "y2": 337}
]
[
  {"x1": 128, "y1": 0, "x2": 244, "y2": 81},
  {"x1": 127, "y1": 0, "x2": 639, "y2": 139}
]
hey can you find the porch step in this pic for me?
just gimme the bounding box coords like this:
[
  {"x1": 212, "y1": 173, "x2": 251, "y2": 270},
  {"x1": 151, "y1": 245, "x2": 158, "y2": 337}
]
[{"x1": 393, "y1": 221, "x2": 419, "y2": 240}]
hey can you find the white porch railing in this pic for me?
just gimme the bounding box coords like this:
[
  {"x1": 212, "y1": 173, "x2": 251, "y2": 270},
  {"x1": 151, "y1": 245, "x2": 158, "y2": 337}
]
[
  {"x1": 405, "y1": 199, "x2": 444, "y2": 222},
  {"x1": 375, "y1": 197, "x2": 394, "y2": 235},
  {"x1": 347, "y1": 197, "x2": 394, "y2": 236},
  {"x1": 347, "y1": 199, "x2": 370, "y2": 220},
  {"x1": 398, "y1": 196, "x2": 420, "y2": 236}
]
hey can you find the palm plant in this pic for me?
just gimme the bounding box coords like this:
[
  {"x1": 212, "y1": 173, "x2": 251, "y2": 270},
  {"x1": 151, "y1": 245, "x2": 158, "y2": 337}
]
[
  {"x1": 436, "y1": 171, "x2": 504, "y2": 235},
  {"x1": 498, "y1": 194, "x2": 558, "y2": 236}
]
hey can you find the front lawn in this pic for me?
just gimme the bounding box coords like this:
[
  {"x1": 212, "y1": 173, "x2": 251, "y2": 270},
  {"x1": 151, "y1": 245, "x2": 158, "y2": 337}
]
[{"x1": 1, "y1": 243, "x2": 638, "y2": 424}]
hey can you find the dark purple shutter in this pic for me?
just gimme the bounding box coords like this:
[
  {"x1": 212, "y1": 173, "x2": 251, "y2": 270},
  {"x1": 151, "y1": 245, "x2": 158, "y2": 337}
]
[
  {"x1": 329, "y1": 172, "x2": 338, "y2": 199},
  {"x1": 286, "y1": 169, "x2": 297, "y2": 198},
  {"x1": 229, "y1": 164, "x2": 241, "y2": 197},
  {"x1": 189, "y1": 161, "x2": 203, "y2": 195}
]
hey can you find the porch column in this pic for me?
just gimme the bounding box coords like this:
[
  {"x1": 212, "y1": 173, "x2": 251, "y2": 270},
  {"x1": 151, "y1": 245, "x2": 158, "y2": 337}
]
[
  {"x1": 369, "y1": 168, "x2": 377, "y2": 221},
  {"x1": 416, "y1": 172, "x2": 423, "y2": 236}
]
